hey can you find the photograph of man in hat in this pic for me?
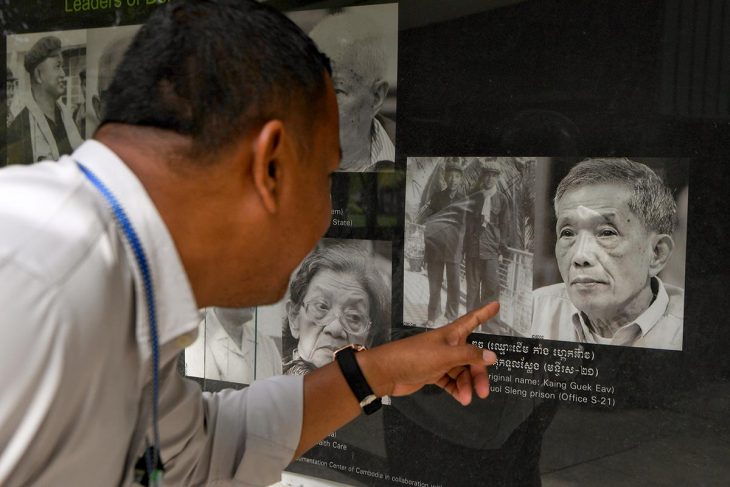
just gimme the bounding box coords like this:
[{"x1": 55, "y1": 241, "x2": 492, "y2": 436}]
[
  {"x1": 416, "y1": 159, "x2": 469, "y2": 326},
  {"x1": 7, "y1": 35, "x2": 83, "y2": 165},
  {"x1": 464, "y1": 159, "x2": 514, "y2": 316}
]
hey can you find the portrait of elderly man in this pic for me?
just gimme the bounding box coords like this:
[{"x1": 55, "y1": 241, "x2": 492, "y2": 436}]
[
  {"x1": 7, "y1": 35, "x2": 83, "y2": 165},
  {"x1": 531, "y1": 158, "x2": 684, "y2": 350},
  {"x1": 281, "y1": 243, "x2": 391, "y2": 375},
  {"x1": 308, "y1": 9, "x2": 396, "y2": 172}
]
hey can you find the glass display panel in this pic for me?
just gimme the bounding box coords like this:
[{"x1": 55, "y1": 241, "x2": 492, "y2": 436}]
[{"x1": 2, "y1": 1, "x2": 728, "y2": 486}]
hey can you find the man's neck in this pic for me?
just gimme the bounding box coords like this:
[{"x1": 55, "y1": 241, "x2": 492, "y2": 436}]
[
  {"x1": 582, "y1": 283, "x2": 655, "y2": 338},
  {"x1": 94, "y1": 123, "x2": 261, "y2": 309},
  {"x1": 340, "y1": 151, "x2": 371, "y2": 171},
  {"x1": 31, "y1": 86, "x2": 58, "y2": 121},
  {"x1": 340, "y1": 126, "x2": 372, "y2": 171},
  {"x1": 212, "y1": 308, "x2": 245, "y2": 348}
]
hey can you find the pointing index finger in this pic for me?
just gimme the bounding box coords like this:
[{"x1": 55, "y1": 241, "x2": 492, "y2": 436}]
[{"x1": 457, "y1": 301, "x2": 500, "y2": 337}]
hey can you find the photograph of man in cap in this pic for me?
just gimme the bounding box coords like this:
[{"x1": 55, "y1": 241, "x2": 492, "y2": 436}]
[
  {"x1": 416, "y1": 159, "x2": 469, "y2": 326},
  {"x1": 7, "y1": 35, "x2": 83, "y2": 165},
  {"x1": 464, "y1": 159, "x2": 514, "y2": 316}
]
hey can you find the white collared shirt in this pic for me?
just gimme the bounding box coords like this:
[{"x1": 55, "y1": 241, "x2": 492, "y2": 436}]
[
  {"x1": 367, "y1": 118, "x2": 395, "y2": 171},
  {"x1": 0, "y1": 140, "x2": 303, "y2": 486},
  {"x1": 530, "y1": 277, "x2": 684, "y2": 351}
]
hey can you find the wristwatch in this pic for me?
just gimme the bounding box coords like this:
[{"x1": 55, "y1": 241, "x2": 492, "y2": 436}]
[{"x1": 333, "y1": 344, "x2": 382, "y2": 415}]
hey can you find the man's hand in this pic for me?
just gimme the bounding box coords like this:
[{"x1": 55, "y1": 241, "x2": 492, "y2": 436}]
[
  {"x1": 358, "y1": 301, "x2": 499, "y2": 406},
  {"x1": 296, "y1": 302, "x2": 499, "y2": 458}
]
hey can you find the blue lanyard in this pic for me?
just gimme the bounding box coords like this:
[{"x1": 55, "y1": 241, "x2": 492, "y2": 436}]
[{"x1": 76, "y1": 162, "x2": 164, "y2": 485}]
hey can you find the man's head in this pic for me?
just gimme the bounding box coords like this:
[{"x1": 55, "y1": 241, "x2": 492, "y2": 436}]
[
  {"x1": 24, "y1": 36, "x2": 65, "y2": 100},
  {"x1": 443, "y1": 160, "x2": 463, "y2": 191},
  {"x1": 309, "y1": 12, "x2": 388, "y2": 169},
  {"x1": 553, "y1": 158, "x2": 676, "y2": 325},
  {"x1": 478, "y1": 160, "x2": 501, "y2": 190},
  {"x1": 103, "y1": 0, "x2": 332, "y2": 158},
  {"x1": 97, "y1": 0, "x2": 341, "y2": 308},
  {"x1": 285, "y1": 244, "x2": 390, "y2": 368}
]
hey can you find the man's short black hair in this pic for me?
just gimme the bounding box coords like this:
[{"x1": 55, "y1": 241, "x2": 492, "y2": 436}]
[{"x1": 102, "y1": 0, "x2": 331, "y2": 157}]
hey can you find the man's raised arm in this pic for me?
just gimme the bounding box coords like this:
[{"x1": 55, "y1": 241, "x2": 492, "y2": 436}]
[{"x1": 295, "y1": 301, "x2": 500, "y2": 458}]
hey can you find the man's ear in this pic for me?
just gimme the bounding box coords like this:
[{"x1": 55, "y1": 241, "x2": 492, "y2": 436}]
[
  {"x1": 370, "y1": 78, "x2": 389, "y2": 115},
  {"x1": 251, "y1": 120, "x2": 286, "y2": 214},
  {"x1": 648, "y1": 233, "x2": 674, "y2": 277},
  {"x1": 32, "y1": 66, "x2": 42, "y2": 85},
  {"x1": 286, "y1": 300, "x2": 300, "y2": 339}
]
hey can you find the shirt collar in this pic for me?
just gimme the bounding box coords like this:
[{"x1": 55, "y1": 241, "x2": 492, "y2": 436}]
[
  {"x1": 571, "y1": 277, "x2": 670, "y2": 344},
  {"x1": 71, "y1": 139, "x2": 202, "y2": 346},
  {"x1": 370, "y1": 117, "x2": 395, "y2": 166}
]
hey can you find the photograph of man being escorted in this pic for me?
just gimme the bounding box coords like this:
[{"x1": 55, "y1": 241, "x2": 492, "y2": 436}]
[
  {"x1": 416, "y1": 159, "x2": 468, "y2": 327},
  {"x1": 404, "y1": 157, "x2": 535, "y2": 335}
]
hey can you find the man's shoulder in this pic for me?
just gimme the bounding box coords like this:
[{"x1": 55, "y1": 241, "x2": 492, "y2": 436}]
[
  {"x1": 7, "y1": 107, "x2": 30, "y2": 138},
  {"x1": 663, "y1": 282, "x2": 685, "y2": 320},
  {"x1": 375, "y1": 114, "x2": 395, "y2": 142},
  {"x1": 0, "y1": 157, "x2": 110, "y2": 286},
  {"x1": 533, "y1": 282, "x2": 569, "y2": 300},
  {"x1": 531, "y1": 282, "x2": 576, "y2": 341}
]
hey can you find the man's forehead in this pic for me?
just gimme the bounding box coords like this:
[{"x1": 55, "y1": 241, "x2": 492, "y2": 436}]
[
  {"x1": 331, "y1": 64, "x2": 366, "y2": 88},
  {"x1": 558, "y1": 206, "x2": 618, "y2": 223},
  {"x1": 308, "y1": 272, "x2": 366, "y2": 295},
  {"x1": 41, "y1": 54, "x2": 63, "y2": 64},
  {"x1": 556, "y1": 183, "x2": 635, "y2": 220}
]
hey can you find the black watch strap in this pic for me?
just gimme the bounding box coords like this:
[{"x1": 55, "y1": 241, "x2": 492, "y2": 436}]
[{"x1": 334, "y1": 345, "x2": 382, "y2": 415}]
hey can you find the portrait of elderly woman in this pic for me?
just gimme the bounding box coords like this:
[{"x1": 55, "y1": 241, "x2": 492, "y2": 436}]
[
  {"x1": 531, "y1": 158, "x2": 687, "y2": 350},
  {"x1": 281, "y1": 241, "x2": 391, "y2": 375}
]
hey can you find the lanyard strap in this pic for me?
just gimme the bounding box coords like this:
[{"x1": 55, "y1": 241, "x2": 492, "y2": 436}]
[{"x1": 76, "y1": 162, "x2": 164, "y2": 483}]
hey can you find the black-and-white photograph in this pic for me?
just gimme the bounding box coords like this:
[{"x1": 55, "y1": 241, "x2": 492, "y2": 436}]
[
  {"x1": 403, "y1": 157, "x2": 535, "y2": 335},
  {"x1": 287, "y1": 3, "x2": 397, "y2": 172},
  {"x1": 85, "y1": 25, "x2": 140, "y2": 137},
  {"x1": 185, "y1": 307, "x2": 282, "y2": 385},
  {"x1": 257, "y1": 238, "x2": 392, "y2": 376},
  {"x1": 6, "y1": 30, "x2": 86, "y2": 165},
  {"x1": 531, "y1": 157, "x2": 688, "y2": 351}
]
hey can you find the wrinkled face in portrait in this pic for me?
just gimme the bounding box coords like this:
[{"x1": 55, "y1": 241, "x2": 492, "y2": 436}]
[
  {"x1": 332, "y1": 64, "x2": 381, "y2": 168},
  {"x1": 555, "y1": 183, "x2": 669, "y2": 323},
  {"x1": 34, "y1": 54, "x2": 66, "y2": 99},
  {"x1": 444, "y1": 169, "x2": 463, "y2": 191},
  {"x1": 288, "y1": 269, "x2": 372, "y2": 368}
]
